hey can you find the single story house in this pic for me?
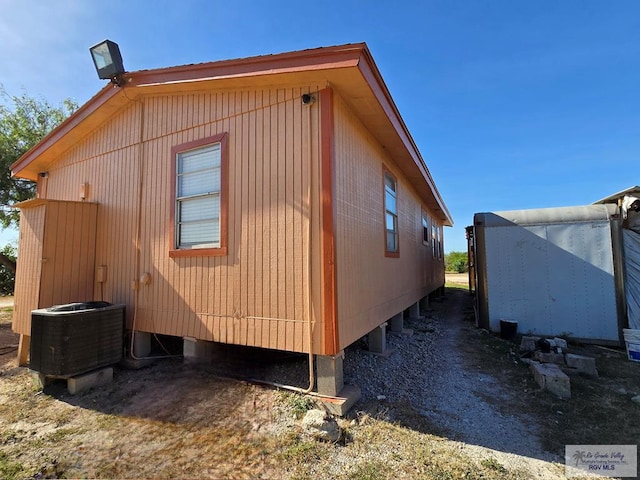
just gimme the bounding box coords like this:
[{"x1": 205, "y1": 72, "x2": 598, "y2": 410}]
[{"x1": 11, "y1": 43, "x2": 452, "y2": 402}]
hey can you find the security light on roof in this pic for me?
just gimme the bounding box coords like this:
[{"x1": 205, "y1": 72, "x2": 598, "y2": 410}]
[{"x1": 90, "y1": 40, "x2": 125, "y2": 86}]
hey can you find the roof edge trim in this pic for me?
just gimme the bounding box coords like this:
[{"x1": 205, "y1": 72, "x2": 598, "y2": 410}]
[{"x1": 357, "y1": 47, "x2": 453, "y2": 226}]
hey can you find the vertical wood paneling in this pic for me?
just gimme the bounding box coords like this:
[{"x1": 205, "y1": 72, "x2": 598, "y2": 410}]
[
  {"x1": 18, "y1": 87, "x2": 323, "y2": 353},
  {"x1": 12, "y1": 200, "x2": 97, "y2": 335},
  {"x1": 333, "y1": 95, "x2": 445, "y2": 349},
  {"x1": 12, "y1": 205, "x2": 45, "y2": 335}
]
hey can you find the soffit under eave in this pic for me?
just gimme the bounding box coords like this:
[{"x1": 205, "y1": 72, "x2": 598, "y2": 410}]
[
  {"x1": 11, "y1": 87, "x2": 131, "y2": 181},
  {"x1": 335, "y1": 81, "x2": 453, "y2": 226},
  {"x1": 13, "y1": 59, "x2": 453, "y2": 227},
  {"x1": 11, "y1": 66, "x2": 363, "y2": 182}
]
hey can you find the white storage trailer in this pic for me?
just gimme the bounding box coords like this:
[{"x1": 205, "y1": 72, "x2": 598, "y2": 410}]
[{"x1": 473, "y1": 204, "x2": 626, "y2": 345}]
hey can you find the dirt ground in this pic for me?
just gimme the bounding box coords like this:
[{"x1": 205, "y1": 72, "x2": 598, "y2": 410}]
[
  {"x1": 445, "y1": 272, "x2": 471, "y2": 286},
  {"x1": 1, "y1": 289, "x2": 638, "y2": 479}
]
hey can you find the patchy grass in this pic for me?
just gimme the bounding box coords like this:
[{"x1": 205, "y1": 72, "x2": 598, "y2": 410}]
[
  {"x1": 0, "y1": 452, "x2": 25, "y2": 480},
  {"x1": 347, "y1": 459, "x2": 392, "y2": 479},
  {"x1": 275, "y1": 405, "x2": 532, "y2": 480},
  {"x1": 278, "y1": 432, "x2": 330, "y2": 463},
  {"x1": 481, "y1": 457, "x2": 508, "y2": 473},
  {"x1": 445, "y1": 273, "x2": 470, "y2": 290},
  {"x1": 458, "y1": 319, "x2": 640, "y2": 455},
  {"x1": 280, "y1": 391, "x2": 316, "y2": 419}
]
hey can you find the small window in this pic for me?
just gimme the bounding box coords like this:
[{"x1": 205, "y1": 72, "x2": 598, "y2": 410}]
[
  {"x1": 384, "y1": 169, "x2": 399, "y2": 257},
  {"x1": 432, "y1": 224, "x2": 437, "y2": 258},
  {"x1": 422, "y1": 211, "x2": 429, "y2": 246},
  {"x1": 170, "y1": 133, "x2": 228, "y2": 257}
]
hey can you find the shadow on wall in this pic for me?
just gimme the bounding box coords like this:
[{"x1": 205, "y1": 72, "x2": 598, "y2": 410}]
[{"x1": 474, "y1": 209, "x2": 624, "y2": 344}]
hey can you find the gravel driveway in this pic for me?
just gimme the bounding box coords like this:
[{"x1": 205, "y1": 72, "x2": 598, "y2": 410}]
[{"x1": 338, "y1": 288, "x2": 564, "y2": 478}]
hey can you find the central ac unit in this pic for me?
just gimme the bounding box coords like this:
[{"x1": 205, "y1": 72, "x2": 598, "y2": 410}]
[{"x1": 30, "y1": 302, "x2": 125, "y2": 377}]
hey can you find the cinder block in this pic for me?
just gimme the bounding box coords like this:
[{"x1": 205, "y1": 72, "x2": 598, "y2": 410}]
[
  {"x1": 551, "y1": 337, "x2": 568, "y2": 349},
  {"x1": 534, "y1": 351, "x2": 565, "y2": 365},
  {"x1": 368, "y1": 323, "x2": 388, "y2": 355},
  {"x1": 565, "y1": 353, "x2": 598, "y2": 377},
  {"x1": 317, "y1": 352, "x2": 344, "y2": 397},
  {"x1": 408, "y1": 302, "x2": 423, "y2": 320},
  {"x1": 388, "y1": 312, "x2": 413, "y2": 336},
  {"x1": 388, "y1": 313, "x2": 404, "y2": 334},
  {"x1": 419, "y1": 296, "x2": 429, "y2": 312},
  {"x1": 67, "y1": 367, "x2": 113, "y2": 395},
  {"x1": 183, "y1": 337, "x2": 214, "y2": 363},
  {"x1": 30, "y1": 370, "x2": 47, "y2": 390},
  {"x1": 520, "y1": 336, "x2": 540, "y2": 352},
  {"x1": 531, "y1": 363, "x2": 571, "y2": 399},
  {"x1": 132, "y1": 331, "x2": 151, "y2": 357}
]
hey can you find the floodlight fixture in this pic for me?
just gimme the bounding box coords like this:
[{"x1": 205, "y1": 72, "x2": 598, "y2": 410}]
[{"x1": 90, "y1": 40, "x2": 126, "y2": 86}]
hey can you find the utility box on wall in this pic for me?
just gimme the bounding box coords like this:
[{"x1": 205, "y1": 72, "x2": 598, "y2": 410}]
[{"x1": 472, "y1": 204, "x2": 626, "y2": 345}]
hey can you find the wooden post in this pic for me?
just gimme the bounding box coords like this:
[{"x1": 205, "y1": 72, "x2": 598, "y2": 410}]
[{"x1": 17, "y1": 334, "x2": 30, "y2": 366}]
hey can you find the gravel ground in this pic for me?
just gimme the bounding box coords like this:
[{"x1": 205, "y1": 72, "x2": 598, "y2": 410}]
[
  {"x1": 243, "y1": 287, "x2": 565, "y2": 478},
  {"x1": 342, "y1": 289, "x2": 561, "y2": 474}
]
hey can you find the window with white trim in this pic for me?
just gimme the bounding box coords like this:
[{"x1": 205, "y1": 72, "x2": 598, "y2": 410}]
[
  {"x1": 384, "y1": 171, "x2": 399, "y2": 255},
  {"x1": 175, "y1": 143, "x2": 222, "y2": 249}
]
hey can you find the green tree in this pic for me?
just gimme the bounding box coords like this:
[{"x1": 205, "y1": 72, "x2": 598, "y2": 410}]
[
  {"x1": 445, "y1": 251, "x2": 469, "y2": 273},
  {"x1": 0, "y1": 86, "x2": 77, "y2": 273},
  {"x1": 0, "y1": 244, "x2": 16, "y2": 295}
]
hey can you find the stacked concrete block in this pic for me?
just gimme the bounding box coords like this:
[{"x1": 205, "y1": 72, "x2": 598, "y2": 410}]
[
  {"x1": 534, "y1": 351, "x2": 566, "y2": 365},
  {"x1": 520, "y1": 336, "x2": 540, "y2": 352},
  {"x1": 521, "y1": 334, "x2": 601, "y2": 398},
  {"x1": 67, "y1": 367, "x2": 113, "y2": 394},
  {"x1": 531, "y1": 363, "x2": 571, "y2": 399},
  {"x1": 565, "y1": 353, "x2": 598, "y2": 377},
  {"x1": 550, "y1": 337, "x2": 568, "y2": 349}
]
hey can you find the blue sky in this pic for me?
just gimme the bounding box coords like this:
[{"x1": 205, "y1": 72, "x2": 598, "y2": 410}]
[{"x1": 1, "y1": 0, "x2": 639, "y2": 252}]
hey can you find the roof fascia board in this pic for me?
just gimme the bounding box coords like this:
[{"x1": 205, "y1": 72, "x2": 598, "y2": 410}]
[
  {"x1": 593, "y1": 186, "x2": 640, "y2": 205},
  {"x1": 11, "y1": 44, "x2": 366, "y2": 179},
  {"x1": 130, "y1": 45, "x2": 364, "y2": 88},
  {"x1": 10, "y1": 85, "x2": 124, "y2": 176},
  {"x1": 357, "y1": 48, "x2": 453, "y2": 226}
]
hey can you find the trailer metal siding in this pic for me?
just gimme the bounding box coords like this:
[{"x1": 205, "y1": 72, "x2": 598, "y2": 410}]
[{"x1": 474, "y1": 204, "x2": 624, "y2": 344}]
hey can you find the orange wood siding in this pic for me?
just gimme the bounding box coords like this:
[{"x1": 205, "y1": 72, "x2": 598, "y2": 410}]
[
  {"x1": 333, "y1": 95, "x2": 445, "y2": 350},
  {"x1": 39, "y1": 87, "x2": 326, "y2": 353},
  {"x1": 12, "y1": 200, "x2": 97, "y2": 335},
  {"x1": 12, "y1": 205, "x2": 45, "y2": 335}
]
